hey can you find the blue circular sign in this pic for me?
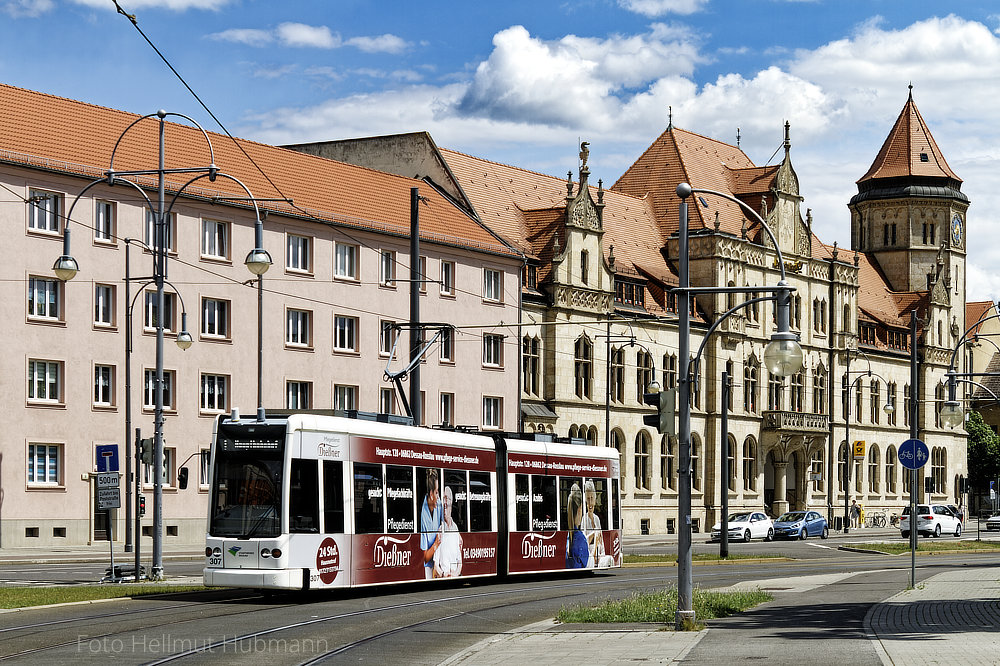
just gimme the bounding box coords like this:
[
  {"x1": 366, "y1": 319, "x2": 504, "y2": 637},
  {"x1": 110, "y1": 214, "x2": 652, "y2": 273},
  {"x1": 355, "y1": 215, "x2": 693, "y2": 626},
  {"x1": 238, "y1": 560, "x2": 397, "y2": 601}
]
[{"x1": 898, "y1": 438, "x2": 929, "y2": 470}]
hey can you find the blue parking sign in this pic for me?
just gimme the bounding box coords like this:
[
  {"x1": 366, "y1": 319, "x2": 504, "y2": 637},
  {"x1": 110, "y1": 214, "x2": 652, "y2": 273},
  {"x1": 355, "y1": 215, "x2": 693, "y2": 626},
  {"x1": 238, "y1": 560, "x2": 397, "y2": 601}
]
[{"x1": 95, "y1": 444, "x2": 119, "y2": 473}]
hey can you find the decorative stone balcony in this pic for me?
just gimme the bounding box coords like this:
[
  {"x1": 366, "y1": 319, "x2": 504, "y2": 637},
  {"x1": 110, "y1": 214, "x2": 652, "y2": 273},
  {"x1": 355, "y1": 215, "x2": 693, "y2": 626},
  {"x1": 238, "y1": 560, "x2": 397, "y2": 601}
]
[{"x1": 761, "y1": 410, "x2": 829, "y2": 433}]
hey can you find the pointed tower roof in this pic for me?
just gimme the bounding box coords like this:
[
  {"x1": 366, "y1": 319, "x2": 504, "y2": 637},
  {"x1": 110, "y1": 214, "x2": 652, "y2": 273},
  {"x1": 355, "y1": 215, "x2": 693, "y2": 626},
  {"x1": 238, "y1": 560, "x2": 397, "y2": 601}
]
[{"x1": 858, "y1": 87, "x2": 961, "y2": 184}]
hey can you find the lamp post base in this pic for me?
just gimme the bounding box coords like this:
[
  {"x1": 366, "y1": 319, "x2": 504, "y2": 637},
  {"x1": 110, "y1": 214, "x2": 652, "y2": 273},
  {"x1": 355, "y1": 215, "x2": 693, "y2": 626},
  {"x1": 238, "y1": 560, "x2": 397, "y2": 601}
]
[{"x1": 675, "y1": 610, "x2": 696, "y2": 631}]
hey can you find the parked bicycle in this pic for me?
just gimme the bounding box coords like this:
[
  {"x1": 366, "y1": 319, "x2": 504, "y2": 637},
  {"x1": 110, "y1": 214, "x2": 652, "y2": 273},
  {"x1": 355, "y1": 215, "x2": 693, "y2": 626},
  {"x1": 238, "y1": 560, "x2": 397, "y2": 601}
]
[{"x1": 865, "y1": 511, "x2": 887, "y2": 528}]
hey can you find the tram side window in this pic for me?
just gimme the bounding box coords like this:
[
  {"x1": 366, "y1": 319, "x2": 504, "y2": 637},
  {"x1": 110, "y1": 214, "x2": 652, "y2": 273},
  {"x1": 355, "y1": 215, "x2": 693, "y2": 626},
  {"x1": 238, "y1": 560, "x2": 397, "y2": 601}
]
[
  {"x1": 469, "y1": 471, "x2": 492, "y2": 532},
  {"x1": 585, "y1": 478, "x2": 609, "y2": 534},
  {"x1": 323, "y1": 460, "x2": 344, "y2": 534},
  {"x1": 289, "y1": 459, "x2": 319, "y2": 533},
  {"x1": 531, "y1": 475, "x2": 558, "y2": 531},
  {"x1": 444, "y1": 469, "x2": 468, "y2": 532},
  {"x1": 354, "y1": 463, "x2": 385, "y2": 534},
  {"x1": 514, "y1": 474, "x2": 530, "y2": 532},
  {"x1": 611, "y1": 478, "x2": 620, "y2": 530},
  {"x1": 386, "y1": 465, "x2": 415, "y2": 533},
  {"x1": 559, "y1": 477, "x2": 584, "y2": 531}
]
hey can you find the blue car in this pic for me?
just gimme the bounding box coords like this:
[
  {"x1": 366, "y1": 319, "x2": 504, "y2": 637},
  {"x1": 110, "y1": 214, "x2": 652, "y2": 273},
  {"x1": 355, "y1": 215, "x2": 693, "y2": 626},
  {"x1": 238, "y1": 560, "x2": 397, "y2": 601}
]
[{"x1": 773, "y1": 510, "x2": 828, "y2": 540}]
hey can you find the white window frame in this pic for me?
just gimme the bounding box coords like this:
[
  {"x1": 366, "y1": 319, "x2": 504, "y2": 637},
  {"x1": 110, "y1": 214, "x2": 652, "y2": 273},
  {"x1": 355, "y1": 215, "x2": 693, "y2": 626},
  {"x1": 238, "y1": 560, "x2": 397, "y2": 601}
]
[
  {"x1": 334, "y1": 242, "x2": 359, "y2": 280},
  {"x1": 94, "y1": 364, "x2": 115, "y2": 407},
  {"x1": 28, "y1": 276, "x2": 61, "y2": 321},
  {"x1": 28, "y1": 189, "x2": 62, "y2": 233},
  {"x1": 144, "y1": 447, "x2": 176, "y2": 488},
  {"x1": 286, "y1": 380, "x2": 312, "y2": 409},
  {"x1": 483, "y1": 333, "x2": 504, "y2": 367},
  {"x1": 379, "y1": 320, "x2": 396, "y2": 357},
  {"x1": 483, "y1": 268, "x2": 502, "y2": 303},
  {"x1": 418, "y1": 256, "x2": 428, "y2": 294},
  {"x1": 286, "y1": 308, "x2": 312, "y2": 348},
  {"x1": 440, "y1": 392, "x2": 454, "y2": 426},
  {"x1": 143, "y1": 291, "x2": 177, "y2": 333},
  {"x1": 94, "y1": 200, "x2": 115, "y2": 243},
  {"x1": 143, "y1": 368, "x2": 176, "y2": 410},
  {"x1": 201, "y1": 297, "x2": 230, "y2": 339},
  {"x1": 27, "y1": 443, "x2": 62, "y2": 486},
  {"x1": 483, "y1": 396, "x2": 502, "y2": 430},
  {"x1": 144, "y1": 210, "x2": 176, "y2": 253},
  {"x1": 440, "y1": 328, "x2": 454, "y2": 363},
  {"x1": 380, "y1": 249, "x2": 396, "y2": 287},
  {"x1": 334, "y1": 384, "x2": 358, "y2": 411},
  {"x1": 201, "y1": 218, "x2": 230, "y2": 260},
  {"x1": 286, "y1": 233, "x2": 312, "y2": 273},
  {"x1": 440, "y1": 261, "x2": 455, "y2": 296},
  {"x1": 380, "y1": 387, "x2": 397, "y2": 414},
  {"x1": 200, "y1": 373, "x2": 229, "y2": 413},
  {"x1": 334, "y1": 315, "x2": 359, "y2": 352},
  {"x1": 94, "y1": 283, "x2": 115, "y2": 328},
  {"x1": 27, "y1": 359, "x2": 62, "y2": 404},
  {"x1": 199, "y1": 448, "x2": 211, "y2": 489}
]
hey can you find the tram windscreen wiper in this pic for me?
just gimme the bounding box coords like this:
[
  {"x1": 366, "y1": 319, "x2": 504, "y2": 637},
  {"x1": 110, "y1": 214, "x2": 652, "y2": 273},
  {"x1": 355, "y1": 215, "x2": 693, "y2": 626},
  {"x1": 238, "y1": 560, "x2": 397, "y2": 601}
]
[{"x1": 243, "y1": 503, "x2": 278, "y2": 539}]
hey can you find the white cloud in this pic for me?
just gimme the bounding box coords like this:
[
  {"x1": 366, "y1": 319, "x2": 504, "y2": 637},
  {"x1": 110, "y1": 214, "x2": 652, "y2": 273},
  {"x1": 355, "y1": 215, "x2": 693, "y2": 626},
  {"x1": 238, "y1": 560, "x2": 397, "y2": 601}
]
[
  {"x1": 3, "y1": 0, "x2": 54, "y2": 18},
  {"x1": 208, "y1": 23, "x2": 411, "y2": 53},
  {"x1": 210, "y1": 28, "x2": 273, "y2": 47},
  {"x1": 276, "y1": 22, "x2": 340, "y2": 49},
  {"x1": 618, "y1": 0, "x2": 709, "y2": 17},
  {"x1": 345, "y1": 34, "x2": 409, "y2": 54}
]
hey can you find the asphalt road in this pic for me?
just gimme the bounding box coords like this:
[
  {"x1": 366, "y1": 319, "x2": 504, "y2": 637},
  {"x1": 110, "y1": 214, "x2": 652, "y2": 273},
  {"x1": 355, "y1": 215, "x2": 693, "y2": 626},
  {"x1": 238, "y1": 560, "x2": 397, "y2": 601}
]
[{"x1": 3, "y1": 550, "x2": 996, "y2": 665}]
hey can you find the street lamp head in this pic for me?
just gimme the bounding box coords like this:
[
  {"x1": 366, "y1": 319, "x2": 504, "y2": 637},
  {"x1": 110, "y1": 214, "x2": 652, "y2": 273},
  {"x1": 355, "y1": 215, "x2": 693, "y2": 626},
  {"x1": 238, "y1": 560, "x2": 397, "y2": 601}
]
[
  {"x1": 676, "y1": 182, "x2": 693, "y2": 199},
  {"x1": 646, "y1": 380, "x2": 661, "y2": 393},
  {"x1": 176, "y1": 311, "x2": 193, "y2": 350},
  {"x1": 940, "y1": 400, "x2": 964, "y2": 429},
  {"x1": 883, "y1": 401, "x2": 894, "y2": 415},
  {"x1": 245, "y1": 247, "x2": 272, "y2": 276},
  {"x1": 763, "y1": 333, "x2": 803, "y2": 377},
  {"x1": 52, "y1": 254, "x2": 79, "y2": 281}
]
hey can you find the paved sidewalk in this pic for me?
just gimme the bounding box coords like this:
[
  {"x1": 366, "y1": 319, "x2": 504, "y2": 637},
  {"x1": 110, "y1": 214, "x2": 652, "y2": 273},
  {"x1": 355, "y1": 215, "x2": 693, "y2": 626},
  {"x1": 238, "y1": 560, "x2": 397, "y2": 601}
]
[{"x1": 440, "y1": 567, "x2": 1000, "y2": 665}]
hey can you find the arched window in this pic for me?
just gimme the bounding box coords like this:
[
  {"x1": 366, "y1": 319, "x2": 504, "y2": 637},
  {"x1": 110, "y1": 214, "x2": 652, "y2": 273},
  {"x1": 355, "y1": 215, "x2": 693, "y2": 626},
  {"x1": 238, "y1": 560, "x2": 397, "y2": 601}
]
[
  {"x1": 887, "y1": 382, "x2": 897, "y2": 426},
  {"x1": 568, "y1": 424, "x2": 579, "y2": 439},
  {"x1": 742, "y1": 437, "x2": 757, "y2": 491},
  {"x1": 636, "y1": 350, "x2": 654, "y2": 402},
  {"x1": 854, "y1": 453, "x2": 863, "y2": 494},
  {"x1": 903, "y1": 384, "x2": 911, "y2": 427},
  {"x1": 768, "y1": 372, "x2": 784, "y2": 411},
  {"x1": 810, "y1": 448, "x2": 824, "y2": 492},
  {"x1": 574, "y1": 336, "x2": 593, "y2": 399},
  {"x1": 689, "y1": 356, "x2": 701, "y2": 409},
  {"x1": 868, "y1": 445, "x2": 880, "y2": 494},
  {"x1": 610, "y1": 346, "x2": 625, "y2": 403},
  {"x1": 661, "y1": 435, "x2": 676, "y2": 491},
  {"x1": 934, "y1": 384, "x2": 945, "y2": 428},
  {"x1": 744, "y1": 357, "x2": 759, "y2": 414},
  {"x1": 634, "y1": 431, "x2": 651, "y2": 491},
  {"x1": 587, "y1": 426, "x2": 598, "y2": 447},
  {"x1": 727, "y1": 435, "x2": 737, "y2": 492},
  {"x1": 870, "y1": 380, "x2": 881, "y2": 424},
  {"x1": 663, "y1": 353, "x2": 677, "y2": 390},
  {"x1": 790, "y1": 371, "x2": 804, "y2": 412},
  {"x1": 813, "y1": 364, "x2": 827, "y2": 415},
  {"x1": 691, "y1": 434, "x2": 701, "y2": 492},
  {"x1": 838, "y1": 441, "x2": 849, "y2": 494},
  {"x1": 522, "y1": 335, "x2": 540, "y2": 396},
  {"x1": 885, "y1": 446, "x2": 897, "y2": 494},
  {"x1": 725, "y1": 360, "x2": 735, "y2": 409}
]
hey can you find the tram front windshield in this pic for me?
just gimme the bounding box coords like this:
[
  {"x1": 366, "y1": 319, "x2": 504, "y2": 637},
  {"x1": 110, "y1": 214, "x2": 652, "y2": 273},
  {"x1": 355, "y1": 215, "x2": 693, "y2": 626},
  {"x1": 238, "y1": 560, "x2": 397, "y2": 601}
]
[{"x1": 209, "y1": 423, "x2": 286, "y2": 539}]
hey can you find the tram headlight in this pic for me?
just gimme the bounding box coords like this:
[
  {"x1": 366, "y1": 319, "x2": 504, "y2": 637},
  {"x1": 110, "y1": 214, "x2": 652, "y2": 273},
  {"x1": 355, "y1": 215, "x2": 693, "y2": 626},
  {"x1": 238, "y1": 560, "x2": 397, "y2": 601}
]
[
  {"x1": 260, "y1": 548, "x2": 271, "y2": 558},
  {"x1": 271, "y1": 548, "x2": 282, "y2": 559},
  {"x1": 212, "y1": 547, "x2": 222, "y2": 557},
  {"x1": 205, "y1": 547, "x2": 213, "y2": 557}
]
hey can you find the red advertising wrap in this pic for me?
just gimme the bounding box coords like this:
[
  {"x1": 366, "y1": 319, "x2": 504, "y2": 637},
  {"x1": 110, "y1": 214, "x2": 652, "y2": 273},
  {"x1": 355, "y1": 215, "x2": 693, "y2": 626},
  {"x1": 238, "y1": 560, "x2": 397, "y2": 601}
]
[
  {"x1": 352, "y1": 436, "x2": 496, "y2": 471},
  {"x1": 505, "y1": 452, "x2": 614, "y2": 478},
  {"x1": 351, "y1": 532, "x2": 498, "y2": 585}
]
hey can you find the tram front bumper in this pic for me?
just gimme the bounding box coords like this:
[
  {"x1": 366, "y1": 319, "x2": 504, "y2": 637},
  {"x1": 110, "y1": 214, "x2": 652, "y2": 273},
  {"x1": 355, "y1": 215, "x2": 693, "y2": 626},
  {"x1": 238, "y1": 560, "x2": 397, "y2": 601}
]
[{"x1": 203, "y1": 567, "x2": 303, "y2": 590}]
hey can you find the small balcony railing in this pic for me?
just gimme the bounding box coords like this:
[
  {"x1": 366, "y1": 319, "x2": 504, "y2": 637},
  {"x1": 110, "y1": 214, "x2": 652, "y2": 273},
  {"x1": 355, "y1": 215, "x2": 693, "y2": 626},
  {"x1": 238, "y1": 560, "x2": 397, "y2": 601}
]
[{"x1": 762, "y1": 410, "x2": 829, "y2": 433}]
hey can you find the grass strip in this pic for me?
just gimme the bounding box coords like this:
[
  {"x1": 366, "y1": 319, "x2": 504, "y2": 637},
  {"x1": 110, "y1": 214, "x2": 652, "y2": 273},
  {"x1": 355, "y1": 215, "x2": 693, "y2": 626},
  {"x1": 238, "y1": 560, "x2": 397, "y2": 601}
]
[
  {"x1": 557, "y1": 586, "x2": 772, "y2": 627},
  {"x1": 852, "y1": 540, "x2": 1000, "y2": 555},
  {"x1": 624, "y1": 552, "x2": 784, "y2": 564},
  {"x1": 0, "y1": 584, "x2": 206, "y2": 609}
]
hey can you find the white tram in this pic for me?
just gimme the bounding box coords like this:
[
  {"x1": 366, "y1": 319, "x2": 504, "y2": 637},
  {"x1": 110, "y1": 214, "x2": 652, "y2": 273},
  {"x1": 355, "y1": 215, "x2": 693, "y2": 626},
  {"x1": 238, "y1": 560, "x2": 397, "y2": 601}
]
[{"x1": 203, "y1": 411, "x2": 622, "y2": 590}]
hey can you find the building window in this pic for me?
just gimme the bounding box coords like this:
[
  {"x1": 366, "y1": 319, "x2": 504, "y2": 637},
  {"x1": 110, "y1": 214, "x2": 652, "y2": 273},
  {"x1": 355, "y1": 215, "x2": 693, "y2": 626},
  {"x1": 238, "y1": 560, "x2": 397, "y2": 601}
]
[
  {"x1": 286, "y1": 233, "x2": 312, "y2": 272},
  {"x1": 580, "y1": 250, "x2": 589, "y2": 285},
  {"x1": 810, "y1": 449, "x2": 824, "y2": 492},
  {"x1": 95, "y1": 200, "x2": 115, "y2": 242},
  {"x1": 28, "y1": 189, "x2": 62, "y2": 233},
  {"x1": 483, "y1": 396, "x2": 502, "y2": 429},
  {"x1": 28, "y1": 276, "x2": 61, "y2": 321},
  {"x1": 634, "y1": 432, "x2": 650, "y2": 491},
  {"x1": 94, "y1": 364, "x2": 115, "y2": 407},
  {"x1": 94, "y1": 283, "x2": 115, "y2": 327},
  {"x1": 522, "y1": 336, "x2": 540, "y2": 395},
  {"x1": 663, "y1": 353, "x2": 677, "y2": 390},
  {"x1": 636, "y1": 351, "x2": 653, "y2": 402},
  {"x1": 380, "y1": 387, "x2": 397, "y2": 414},
  {"x1": 743, "y1": 438, "x2": 757, "y2": 491},
  {"x1": 201, "y1": 218, "x2": 230, "y2": 260},
  {"x1": 837, "y1": 442, "x2": 849, "y2": 493},
  {"x1": 286, "y1": 381, "x2": 312, "y2": 409},
  {"x1": 870, "y1": 380, "x2": 881, "y2": 424},
  {"x1": 727, "y1": 436, "x2": 737, "y2": 491},
  {"x1": 931, "y1": 447, "x2": 946, "y2": 494},
  {"x1": 201, "y1": 297, "x2": 230, "y2": 339},
  {"x1": 691, "y1": 436, "x2": 701, "y2": 491},
  {"x1": 200, "y1": 373, "x2": 228, "y2": 412},
  {"x1": 744, "y1": 359, "x2": 759, "y2": 414},
  {"x1": 934, "y1": 384, "x2": 945, "y2": 428},
  {"x1": 903, "y1": 384, "x2": 911, "y2": 427},
  {"x1": 334, "y1": 242, "x2": 358, "y2": 280},
  {"x1": 440, "y1": 392, "x2": 454, "y2": 426},
  {"x1": 440, "y1": 261, "x2": 455, "y2": 296},
  {"x1": 440, "y1": 328, "x2": 454, "y2": 363},
  {"x1": 418, "y1": 256, "x2": 428, "y2": 294},
  {"x1": 379, "y1": 320, "x2": 397, "y2": 357},
  {"x1": 144, "y1": 210, "x2": 176, "y2": 253},
  {"x1": 380, "y1": 249, "x2": 396, "y2": 286},
  {"x1": 28, "y1": 359, "x2": 62, "y2": 403},
  {"x1": 286, "y1": 309, "x2": 312, "y2": 348},
  {"x1": 143, "y1": 369, "x2": 175, "y2": 410},
  {"x1": 334, "y1": 315, "x2": 359, "y2": 352},
  {"x1": 885, "y1": 446, "x2": 897, "y2": 494},
  {"x1": 868, "y1": 446, "x2": 880, "y2": 494},
  {"x1": 790, "y1": 371, "x2": 804, "y2": 413},
  {"x1": 143, "y1": 291, "x2": 177, "y2": 333},
  {"x1": 767, "y1": 373, "x2": 784, "y2": 411},
  {"x1": 199, "y1": 448, "x2": 211, "y2": 488},
  {"x1": 524, "y1": 264, "x2": 537, "y2": 290},
  {"x1": 483, "y1": 268, "x2": 502, "y2": 303},
  {"x1": 144, "y1": 447, "x2": 176, "y2": 487},
  {"x1": 334, "y1": 384, "x2": 358, "y2": 410},
  {"x1": 661, "y1": 435, "x2": 675, "y2": 491},
  {"x1": 855, "y1": 381, "x2": 863, "y2": 424},
  {"x1": 483, "y1": 333, "x2": 504, "y2": 367},
  {"x1": 610, "y1": 347, "x2": 625, "y2": 403},
  {"x1": 813, "y1": 366, "x2": 826, "y2": 414},
  {"x1": 854, "y1": 456, "x2": 863, "y2": 494},
  {"x1": 27, "y1": 443, "x2": 61, "y2": 486},
  {"x1": 574, "y1": 336, "x2": 593, "y2": 399}
]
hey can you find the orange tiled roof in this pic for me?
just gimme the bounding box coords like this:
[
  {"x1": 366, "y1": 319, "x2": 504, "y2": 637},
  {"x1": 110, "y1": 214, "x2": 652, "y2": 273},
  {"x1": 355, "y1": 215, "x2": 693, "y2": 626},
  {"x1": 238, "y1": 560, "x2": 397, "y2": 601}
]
[
  {"x1": 0, "y1": 83, "x2": 517, "y2": 258},
  {"x1": 857, "y1": 91, "x2": 961, "y2": 184},
  {"x1": 966, "y1": 301, "x2": 994, "y2": 338}
]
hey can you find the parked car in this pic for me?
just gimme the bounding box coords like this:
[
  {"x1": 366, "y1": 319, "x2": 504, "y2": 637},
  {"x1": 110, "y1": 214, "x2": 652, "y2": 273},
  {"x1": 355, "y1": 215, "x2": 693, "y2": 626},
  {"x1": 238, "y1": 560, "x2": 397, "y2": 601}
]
[
  {"x1": 986, "y1": 514, "x2": 1000, "y2": 532},
  {"x1": 900, "y1": 504, "x2": 963, "y2": 538},
  {"x1": 773, "y1": 510, "x2": 829, "y2": 540},
  {"x1": 710, "y1": 511, "x2": 773, "y2": 542}
]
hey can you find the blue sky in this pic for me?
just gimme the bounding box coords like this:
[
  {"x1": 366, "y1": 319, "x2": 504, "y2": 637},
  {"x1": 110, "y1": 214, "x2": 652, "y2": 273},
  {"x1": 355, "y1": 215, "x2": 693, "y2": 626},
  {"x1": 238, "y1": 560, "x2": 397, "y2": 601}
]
[{"x1": 4, "y1": 0, "x2": 1000, "y2": 300}]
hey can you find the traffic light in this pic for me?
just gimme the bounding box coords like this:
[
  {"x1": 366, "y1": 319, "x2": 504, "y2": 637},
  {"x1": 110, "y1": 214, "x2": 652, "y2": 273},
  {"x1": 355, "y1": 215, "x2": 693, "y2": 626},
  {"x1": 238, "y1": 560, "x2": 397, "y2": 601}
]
[
  {"x1": 642, "y1": 387, "x2": 676, "y2": 435},
  {"x1": 924, "y1": 476, "x2": 935, "y2": 494},
  {"x1": 139, "y1": 494, "x2": 146, "y2": 517},
  {"x1": 959, "y1": 475, "x2": 968, "y2": 494},
  {"x1": 138, "y1": 437, "x2": 154, "y2": 466}
]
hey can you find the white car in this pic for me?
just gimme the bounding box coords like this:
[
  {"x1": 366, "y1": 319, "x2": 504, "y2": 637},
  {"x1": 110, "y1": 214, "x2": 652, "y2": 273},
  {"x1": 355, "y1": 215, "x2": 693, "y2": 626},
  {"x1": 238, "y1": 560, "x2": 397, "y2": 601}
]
[
  {"x1": 710, "y1": 511, "x2": 773, "y2": 542},
  {"x1": 900, "y1": 504, "x2": 962, "y2": 538},
  {"x1": 986, "y1": 514, "x2": 1000, "y2": 532}
]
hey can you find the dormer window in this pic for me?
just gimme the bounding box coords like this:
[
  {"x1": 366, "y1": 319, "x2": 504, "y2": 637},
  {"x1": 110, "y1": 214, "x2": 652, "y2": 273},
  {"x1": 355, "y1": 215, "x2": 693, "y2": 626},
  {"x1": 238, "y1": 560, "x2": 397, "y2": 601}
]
[{"x1": 919, "y1": 153, "x2": 929, "y2": 162}]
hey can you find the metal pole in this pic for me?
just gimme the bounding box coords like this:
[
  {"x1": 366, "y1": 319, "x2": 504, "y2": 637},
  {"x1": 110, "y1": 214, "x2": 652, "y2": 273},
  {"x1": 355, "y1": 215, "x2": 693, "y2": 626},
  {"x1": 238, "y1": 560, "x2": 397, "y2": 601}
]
[
  {"x1": 844, "y1": 351, "x2": 851, "y2": 534},
  {"x1": 134, "y1": 427, "x2": 142, "y2": 580},
  {"x1": 257, "y1": 275, "x2": 263, "y2": 410},
  {"x1": 409, "y1": 187, "x2": 422, "y2": 424},
  {"x1": 909, "y1": 311, "x2": 918, "y2": 587},
  {"x1": 720, "y1": 370, "x2": 730, "y2": 559},
  {"x1": 605, "y1": 319, "x2": 611, "y2": 448},
  {"x1": 676, "y1": 197, "x2": 694, "y2": 629},
  {"x1": 124, "y1": 241, "x2": 133, "y2": 554},
  {"x1": 152, "y1": 112, "x2": 166, "y2": 580}
]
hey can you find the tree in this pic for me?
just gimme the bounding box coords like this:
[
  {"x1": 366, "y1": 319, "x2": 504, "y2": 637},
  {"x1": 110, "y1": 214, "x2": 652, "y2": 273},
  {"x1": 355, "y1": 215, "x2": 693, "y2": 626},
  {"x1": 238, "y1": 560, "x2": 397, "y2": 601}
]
[{"x1": 965, "y1": 411, "x2": 1000, "y2": 509}]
